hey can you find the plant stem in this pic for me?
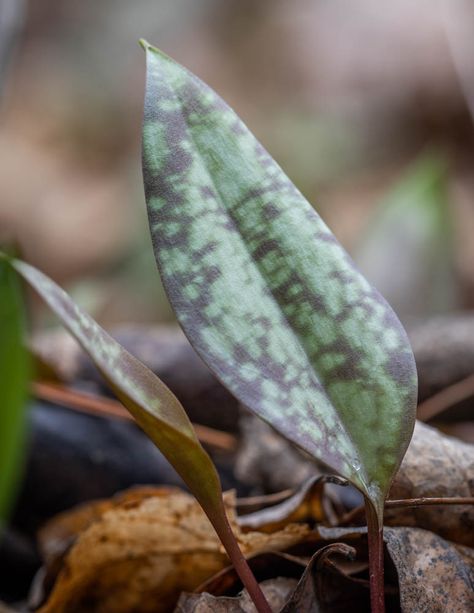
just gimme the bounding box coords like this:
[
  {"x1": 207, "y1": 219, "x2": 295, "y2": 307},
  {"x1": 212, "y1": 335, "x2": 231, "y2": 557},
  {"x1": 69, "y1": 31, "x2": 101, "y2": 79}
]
[
  {"x1": 365, "y1": 500, "x2": 385, "y2": 613},
  {"x1": 216, "y1": 509, "x2": 273, "y2": 613}
]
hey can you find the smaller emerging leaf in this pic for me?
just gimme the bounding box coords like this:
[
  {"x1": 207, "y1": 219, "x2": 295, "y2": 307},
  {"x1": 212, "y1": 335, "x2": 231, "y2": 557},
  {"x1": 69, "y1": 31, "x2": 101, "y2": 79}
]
[
  {"x1": 2, "y1": 254, "x2": 273, "y2": 613},
  {"x1": 1, "y1": 254, "x2": 222, "y2": 521},
  {"x1": 0, "y1": 258, "x2": 30, "y2": 524}
]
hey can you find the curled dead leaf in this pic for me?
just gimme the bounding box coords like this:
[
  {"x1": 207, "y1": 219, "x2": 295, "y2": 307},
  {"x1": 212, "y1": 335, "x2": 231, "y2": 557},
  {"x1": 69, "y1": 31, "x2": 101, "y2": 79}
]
[
  {"x1": 37, "y1": 487, "x2": 310, "y2": 613},
  {"x1": 177, "y1": 541, "x2": 364, "y2": 613},
  {"x1": 280, "y1": 542, "x2": 361, "y2": 613},
  {"x1": 237, "y1": 475, "x2": 348, "y2": 533},
  {"x1": 316, "y1": 525, "x2": 474, "y2": 613}
]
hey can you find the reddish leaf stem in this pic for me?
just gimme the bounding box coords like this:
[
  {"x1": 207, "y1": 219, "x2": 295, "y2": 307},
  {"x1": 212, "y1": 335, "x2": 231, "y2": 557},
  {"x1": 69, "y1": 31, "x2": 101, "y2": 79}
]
[
  {"x1": 365, "y1": 500, "x2": 385, "y2": 613},
  {"x1": 214, "y1": 508, "x2": 273, "y2": 613}
]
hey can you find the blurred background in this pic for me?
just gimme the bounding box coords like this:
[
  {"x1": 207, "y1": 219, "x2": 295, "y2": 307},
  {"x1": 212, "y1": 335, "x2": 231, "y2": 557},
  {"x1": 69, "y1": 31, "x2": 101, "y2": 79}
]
[
  {"x1": 1, "y1": 1, "x2": 474, "y2": 607},
  {"x1": 1, "y1": 0, "x2": 474, "y2": 327}
]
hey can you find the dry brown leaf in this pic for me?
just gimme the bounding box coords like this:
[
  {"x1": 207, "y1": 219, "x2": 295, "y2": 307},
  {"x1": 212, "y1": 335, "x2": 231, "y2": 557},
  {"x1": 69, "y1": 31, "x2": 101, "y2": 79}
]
[
  {"x1": 279, "y1": 542, "x2": 363, "y2": 613},
  {"x1": 37, "y1": 487, "x2": 310, "y2": 613},
  {"x1": 175, "y1": 577, "x2": 297, "y2": 613},
  {"x1": 38, "y1": 497, "x2": 115, "y2": 567},
  {"x1": 384, "y1": 527, "x2": 474, "y2": 613},
  {"x1": 388, "y1": 421, "x2": 474, "y2": 546}
]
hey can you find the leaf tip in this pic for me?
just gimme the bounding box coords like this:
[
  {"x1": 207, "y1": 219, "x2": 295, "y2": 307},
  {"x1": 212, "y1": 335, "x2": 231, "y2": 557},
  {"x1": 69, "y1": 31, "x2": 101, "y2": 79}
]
[
  {"x1": 139, "y1": 39, "x2": 172, "y2": 63},
  {"x1": 139, "y1": 38, "x2": 151, "y2": 52}
]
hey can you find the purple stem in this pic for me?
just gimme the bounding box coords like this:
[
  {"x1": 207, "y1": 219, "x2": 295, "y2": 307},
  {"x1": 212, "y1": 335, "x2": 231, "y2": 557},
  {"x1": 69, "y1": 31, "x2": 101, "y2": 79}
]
[
  {"x1": 365, "y1": 499, "x2": 385, "y2": 613},
  {"x1": 209, "y1": 504, "x2": 273, "y2": 613}
]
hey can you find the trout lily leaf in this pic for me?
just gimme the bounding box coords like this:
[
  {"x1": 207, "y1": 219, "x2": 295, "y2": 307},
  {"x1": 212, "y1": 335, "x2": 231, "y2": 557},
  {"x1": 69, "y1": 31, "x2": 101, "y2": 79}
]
[{"x1": 141, "y1": 42, "x2": 418, "y2": 517}]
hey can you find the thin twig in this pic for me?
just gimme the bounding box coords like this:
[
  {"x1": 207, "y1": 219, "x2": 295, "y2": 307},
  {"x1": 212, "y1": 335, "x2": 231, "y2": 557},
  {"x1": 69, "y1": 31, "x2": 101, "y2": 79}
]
[
  {"x1": 339, "y1": 496, "x2": 474, "y2": 526},
  {"x1": 385, "y1": 496, "x2": 474, "y2": 509},
  {"x1": 236, "y1": 489, "x2": 294, "y2": 511},
  {"x1": 337, "y1": 504, "x2": 365, "y2": 526},
  {"x1": 32, "y1": 381, "x2": 238, "y2": 452},
  {"x1": 417, "y1": 372, "x2": 474, "y2": 421}
]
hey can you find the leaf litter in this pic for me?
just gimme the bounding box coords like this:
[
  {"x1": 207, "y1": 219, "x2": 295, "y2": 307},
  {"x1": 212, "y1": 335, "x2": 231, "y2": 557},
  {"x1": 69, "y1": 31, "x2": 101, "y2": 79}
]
[
  {"x1": 35, "y1": 488, "x2": 310, "y2": 613},
  {"x1": 25, "y1": 369, "x2": 474, "y2": 613}
]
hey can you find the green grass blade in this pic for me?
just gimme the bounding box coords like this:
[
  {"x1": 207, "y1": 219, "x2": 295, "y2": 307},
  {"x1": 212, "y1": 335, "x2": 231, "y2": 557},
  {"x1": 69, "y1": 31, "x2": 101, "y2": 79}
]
[
  {"x1": 0, "y1": 259, "x2": 30, "y2": 525},
  {"x1": 355, "y1": 154, "x2": 456, "y2": 322}
]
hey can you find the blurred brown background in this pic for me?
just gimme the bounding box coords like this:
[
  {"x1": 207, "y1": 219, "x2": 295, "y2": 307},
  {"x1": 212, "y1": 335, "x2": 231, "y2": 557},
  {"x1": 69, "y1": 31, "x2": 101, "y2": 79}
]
[{"x1": 1, "y1": 0, "x2": 474, "y2": 327}]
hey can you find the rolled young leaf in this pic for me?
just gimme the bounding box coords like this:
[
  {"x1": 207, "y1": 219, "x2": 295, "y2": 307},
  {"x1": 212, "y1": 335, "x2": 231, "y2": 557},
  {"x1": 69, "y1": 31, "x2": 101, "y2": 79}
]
[
  {"x1": 141, "y1": 42, "x2": 418, "y2": 516},
  {"x1": 1, "y1": 253, "x2": 273, "y2": 612},
  {"x1": 0, "y1": 254, "x2": 222, "y2": 516},
  {"x1": 0, "y1": 259, "x2": 30, "y2": 524}
]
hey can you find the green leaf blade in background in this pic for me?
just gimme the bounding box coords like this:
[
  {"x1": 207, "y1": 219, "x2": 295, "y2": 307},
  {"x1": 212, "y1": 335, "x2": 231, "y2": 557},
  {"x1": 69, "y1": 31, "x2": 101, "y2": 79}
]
[
  {"x1": 0, "y1": 258, "x2": 30, "y2": 524},
  {"x1": 141, "y1": 42, "x2": 418, "y2": 511},
  {"x1": 354, "y1": 154, "x2": 457, "y2": 324}
]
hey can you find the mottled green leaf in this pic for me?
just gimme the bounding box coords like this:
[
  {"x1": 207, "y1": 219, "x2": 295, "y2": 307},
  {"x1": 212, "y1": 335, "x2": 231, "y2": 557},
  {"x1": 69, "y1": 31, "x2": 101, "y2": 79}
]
[
  {"x1": 0, "y1": 258, "x2": 29, "y2": 524},
  {"x1": 141, "y1": 42, "x2": 418, "y2": 513},
  {"x1": 355, "y1": 154, "x2": 457, "y2": 322},
  {"x1": 0, "y1": 255, "x2": 222, "y2": 521}
]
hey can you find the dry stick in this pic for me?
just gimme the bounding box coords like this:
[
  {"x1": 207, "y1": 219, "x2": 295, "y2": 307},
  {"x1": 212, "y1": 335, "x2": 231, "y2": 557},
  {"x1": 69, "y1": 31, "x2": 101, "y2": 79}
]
[
  {"x1": 386, "y1": 496, "x2": 474, "y2": 509},
  {"x1": 417, "y1": 372, "x2": 474, "y2": 421},
  {"x1": 340, "y1": 496, "x2": 474, "y2": 526},
  {"x1": 237, "y1": 489, "x2": 294, "y2": 512},
  {"x1": 32, "y1": 381, "x2": 237, "y2": 452}
]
